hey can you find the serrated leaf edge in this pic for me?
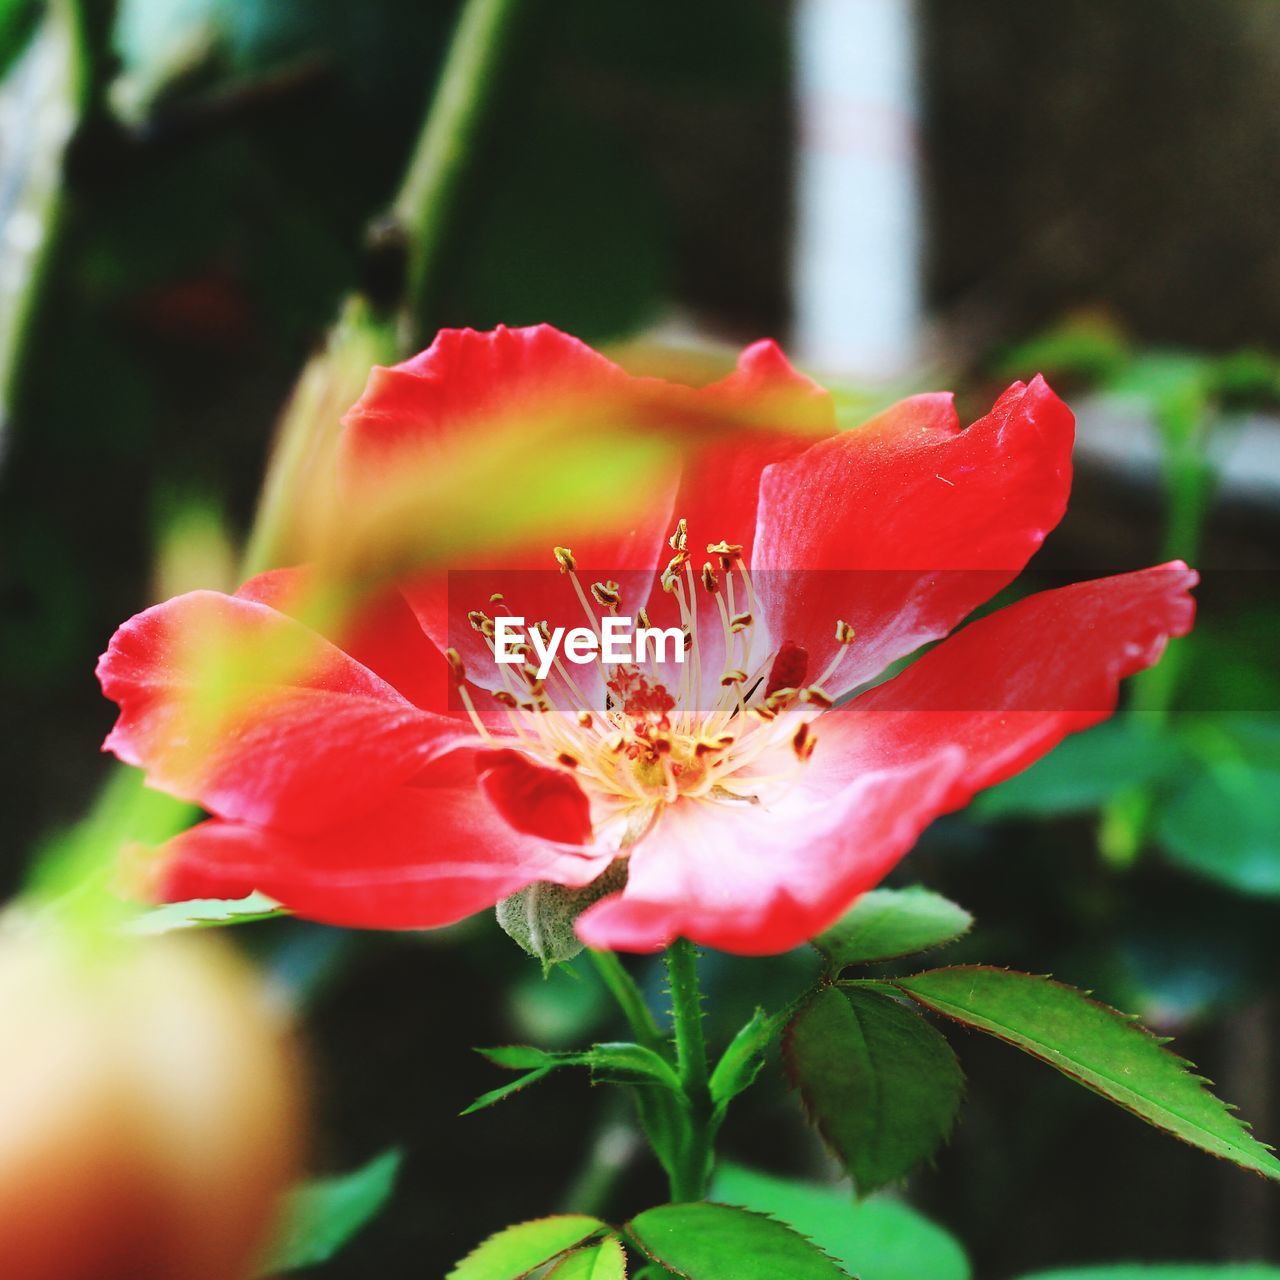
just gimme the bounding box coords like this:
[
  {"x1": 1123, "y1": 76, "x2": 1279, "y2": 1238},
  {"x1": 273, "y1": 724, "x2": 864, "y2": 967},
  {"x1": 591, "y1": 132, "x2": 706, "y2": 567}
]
[
  {"x1": 892, "y1": 965, "x2": 1280, "y2": 1181},
  {"x1": 626, "y1": 1202, "x2": 852, "y2": 1280},
  {"x1": 445, "y1": 1215, "x2": 609, "y2": 1280}
]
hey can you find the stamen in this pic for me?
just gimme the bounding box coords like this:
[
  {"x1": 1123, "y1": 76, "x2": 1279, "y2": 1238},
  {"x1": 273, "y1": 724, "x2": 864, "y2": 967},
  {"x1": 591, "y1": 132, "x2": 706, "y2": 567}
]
[
  {"x1": 553, "y1": 546, "x2": 576, "y2": 573},
  {"x1": 591, "y1": 580, "x2": 621, "y2": 609},
  {"x1": 669, "y1": 517, "x2": 689, "y2": 552},
  {"x1": 800, "y1": 687, "x2": 834, "y2": 709}
]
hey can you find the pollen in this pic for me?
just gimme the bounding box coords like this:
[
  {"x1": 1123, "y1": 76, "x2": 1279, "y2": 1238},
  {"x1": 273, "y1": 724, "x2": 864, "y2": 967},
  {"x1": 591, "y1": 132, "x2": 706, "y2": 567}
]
[{"x1": 457, "y1": 516, "x2": 857, "y2": 837}]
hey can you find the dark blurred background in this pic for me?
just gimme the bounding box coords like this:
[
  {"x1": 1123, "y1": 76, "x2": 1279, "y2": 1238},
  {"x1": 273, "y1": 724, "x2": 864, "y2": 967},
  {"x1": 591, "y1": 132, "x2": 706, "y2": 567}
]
[{"x1": 2, "y1": 1, "x2": 1279, "y2": 1276}]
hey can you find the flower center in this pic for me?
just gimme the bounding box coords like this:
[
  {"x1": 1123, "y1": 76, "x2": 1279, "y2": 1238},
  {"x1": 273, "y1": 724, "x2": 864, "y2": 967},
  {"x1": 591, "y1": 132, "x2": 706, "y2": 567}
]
[{"x1": 448, "y1": 518, "x2": 855, "y2": 845}]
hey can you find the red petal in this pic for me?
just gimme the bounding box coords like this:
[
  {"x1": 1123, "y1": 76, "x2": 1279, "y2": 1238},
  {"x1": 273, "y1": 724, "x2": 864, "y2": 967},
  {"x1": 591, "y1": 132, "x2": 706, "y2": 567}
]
[
  {"x1": 475, "y1": 749, "x2": 593, "y2": 845},
  {"x1": 157, "y1": 754, "x2": 612, "y2": 929},
  {"x1": 833, "y1": 563, "x2": 1198, "y2": 808},
  {"x1": 668, "y1": 340, "x2": 835, "y2": 558},
  {"x1": 574, "y1": 754, "x2": 960, "y2": 955},
  {"x1": 97, "y1": 591, "x2": 470, "y2": 833},
  {"x1": 237, "y1": 568, "x2": 455, "y2": 714},
  {"x1": 578, "y1": 563, "x2": 1195, "y2": 955},
  {"x1": 342, "y1": 326, "x2": 681, "y2": 695},
  {"x1": 751, "y1": 378, "x2": 1075, "y2": 695},
  {"x1": 340, "y1": 327, "x2": 835, "y2": 704}
]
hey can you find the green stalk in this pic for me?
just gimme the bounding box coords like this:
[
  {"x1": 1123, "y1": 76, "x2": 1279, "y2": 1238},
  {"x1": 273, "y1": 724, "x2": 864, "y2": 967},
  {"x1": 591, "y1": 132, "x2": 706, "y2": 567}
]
[
  {"x1": 391, "y1": 0, "x2": 521, "y2": 342},
  {"x1": 242, "y1": 0, "x2": 522, "y2": 574},
  {"x1": 664, "y1": 937, "x2": 713, "y2": 1201},
  {"x1": 1099, "y1": 401, "x2": 1215, "y2": 869}
]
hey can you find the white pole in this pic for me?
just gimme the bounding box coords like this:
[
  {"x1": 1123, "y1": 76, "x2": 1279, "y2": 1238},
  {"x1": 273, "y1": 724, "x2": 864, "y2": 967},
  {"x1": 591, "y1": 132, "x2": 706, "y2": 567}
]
[{"x1": 792, "y1": 0, "x2": 922, "y2": 378}]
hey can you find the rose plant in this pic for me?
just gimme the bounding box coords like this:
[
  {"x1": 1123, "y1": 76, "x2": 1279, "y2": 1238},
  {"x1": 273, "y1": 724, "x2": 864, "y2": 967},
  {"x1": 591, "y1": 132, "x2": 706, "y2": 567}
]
[{"x1": 95, "y1": 327, "x2": 1277, "y2": 1279}]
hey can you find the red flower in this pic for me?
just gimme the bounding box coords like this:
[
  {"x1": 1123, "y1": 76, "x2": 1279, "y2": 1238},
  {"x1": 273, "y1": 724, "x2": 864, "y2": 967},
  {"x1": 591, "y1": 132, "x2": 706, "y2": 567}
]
[{"x1": 98, "y1": 326, "x2": 1195, "y2": 955}]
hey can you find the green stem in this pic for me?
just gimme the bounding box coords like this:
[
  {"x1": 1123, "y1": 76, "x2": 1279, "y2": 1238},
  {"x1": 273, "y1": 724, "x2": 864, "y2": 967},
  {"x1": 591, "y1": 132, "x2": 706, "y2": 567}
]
[
  {"x1": 664, "y1": 937, "x2": 712, "y2": 1201},
  {"x1": 391, "y1": 0, "x2": 522, "y2": 340},
  {"x1": 587, "y1": 949, "x2": 668, "y2": 1059},
  {"x1": 1098, "y1": 414, "x2": 1215, "y2": 870},
  {"x1": 242, "y1": 0, "x2": 519, "y2": 574}
]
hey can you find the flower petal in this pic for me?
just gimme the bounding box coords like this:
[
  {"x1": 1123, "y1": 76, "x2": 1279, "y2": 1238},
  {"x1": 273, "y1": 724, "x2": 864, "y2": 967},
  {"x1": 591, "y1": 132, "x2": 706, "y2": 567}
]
[
  {"x1": 669, "y1": 339, "x2": 836, "y2": 557},
  {"x1": 751, "y1": 378, "x2": 1075, "y2": 695},
  {"x1": 574, "y1": 754, "x2": 962, "y2": 955},
  {"x1": 237, "y1": 568, "x2": 455, "y2": 714},
  {"x1": 157, "y1": 754, "x2": 613, "y2": 929},
  {"x1": 98, "y1": 591, "x2": 471, "y2": 833},
  {"x1": 578, "y1": 563, "x2": 1195, "y2": 955},
  {"x1": 831, "y1": 563, "x2": 1199, "y2": 808},
  {"x1": 475, "y1": 748, "x2": 593, "y2": 845}
]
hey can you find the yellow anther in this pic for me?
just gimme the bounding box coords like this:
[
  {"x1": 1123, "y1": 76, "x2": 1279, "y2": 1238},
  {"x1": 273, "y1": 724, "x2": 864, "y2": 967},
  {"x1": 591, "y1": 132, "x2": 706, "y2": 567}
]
[
  {"x1": 444, "y1": 648, "x2": 466, "y2": 684},
  {"x1": 535, "y1": 620, "x2": 552, "y2": 644},
  {"x1": 764, "y1": 687, "x2": 799, "y2": 710},
  {"x1": 637, "y1": 607, "x2": 652, "y2": 629},
  {"x1": 800, "y1": 687, "x2": 835, "y2": 709},
  {"x1": 492, "y1": 690, "x2": 518, "y2": 707},
  {"x1": 668, "y1": 517, "x2": 689, "y2": 552},
  {"x1": 835, "y1": 620, "x2": 856, "y2": 645},
  {"x1": 466, "y1": 609, "x2": 489, "y2": 631},
  {"x1": 557, "y1": 752, "x2": 580, "y2": 770},
  {"x1": 792, "y1": 722, "x2": 817, "y2": 761},
  {"x1": 730, "y1": 611, "x2": 753, "y2": 633},
  {"x1": 749, "y1": 705, "x2": 777, "y2": 722},
  {"x1": 719, "y1": 668, "x2": 748, "y2": 686},
  {"x1": 605, "y1": 732, "x2": 626, "y2": 753},
  {"x1": 577, "y1": 710, "x2": 594, "y2": 729},
  {"x1": 707, "y1": 540, "x2": 744, "y2": 568},
  {"x1": 701, "y1": 563, "x2": 719, "y2": 593},
  {"x1": 591, "y1": 580, "x2": 621, "y2": 608},
  {"x1": 553, "y1": 546, "x2": 576, "y2": 573},
  {"x1": 489, "y1": 592, "x2": 505, "y2": 604}
]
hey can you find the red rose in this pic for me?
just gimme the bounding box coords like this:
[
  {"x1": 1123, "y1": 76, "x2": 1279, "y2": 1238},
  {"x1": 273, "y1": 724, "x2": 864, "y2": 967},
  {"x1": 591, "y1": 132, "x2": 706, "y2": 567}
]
[{"x1": 98, "y1": 325, "x2": 1195, "y2": 954}]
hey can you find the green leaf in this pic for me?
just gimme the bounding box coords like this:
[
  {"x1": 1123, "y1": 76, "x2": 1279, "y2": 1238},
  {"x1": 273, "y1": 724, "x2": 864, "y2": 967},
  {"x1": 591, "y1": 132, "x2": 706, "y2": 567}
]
[
  {"x1": 813, "y1": 887, "x2": 972, "y2": 970},
  {"x1": 587, "y1": 1041, "x2": 683, "y2": 1090},
  {"x1": 1155, "y1": 719, "x2": 1280, "y2": 896},
  {"x1": 784, "y1": 987, "x2": 964, "y2": 1194},
  {"x1": 628, "y1": 1202, "x2": 851, "y2": 1279},
  {"x1": 447, "y1": 1216, "x2": 608, "y2": 1280},
  {"x1": 977, "y1": 719, "x2": 1187, "y2": 819},
  {"x1": 708, "y1": 1008, "x2": 773, "y2": 1120},
  {"x1": 711, "y1": 1163, "x2": 971, "y2": 1280},
  {"x1": 461, "y1": 1065, "x2": 558, "y2": 1115},
  {"x1": 125, "y1": 892, "x2": 286, "y2": 934},
  {"x1": 547, "y1": 1237, "x2": 629, "y2": 1279},
  {"x1": 1019, "y1": 1268, "x2": 1280, "y2": 1280},
  {"x1": 261, "y1": 1149, "x2": 401, "y2": 1274},
  {"x1": 475, "y1": 1041, "x2": 681, "y2": 1091},
  {"x1": 892, "y1": 967, "x2": 1280, "y2": 1181}
]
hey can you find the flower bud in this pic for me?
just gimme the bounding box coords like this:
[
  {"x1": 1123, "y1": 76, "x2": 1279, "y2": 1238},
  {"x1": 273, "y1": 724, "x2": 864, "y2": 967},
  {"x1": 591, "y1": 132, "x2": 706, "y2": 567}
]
[
  {"x1": 496, "y1": 860, "x2": 627, "y2": 966},
  {"x1": 0, "y1": 928, "x2": 304, "y2": 1280}
]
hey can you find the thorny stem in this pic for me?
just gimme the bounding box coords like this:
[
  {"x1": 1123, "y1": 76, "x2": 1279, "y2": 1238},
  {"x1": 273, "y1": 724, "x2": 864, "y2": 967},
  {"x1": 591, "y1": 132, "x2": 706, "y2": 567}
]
[
  {"x1": 665, "y1": 937, "x2": 713, "y2": 1201},
  {"x1": 391, "y1": 0, "x2": 522, "y2": 343}
]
